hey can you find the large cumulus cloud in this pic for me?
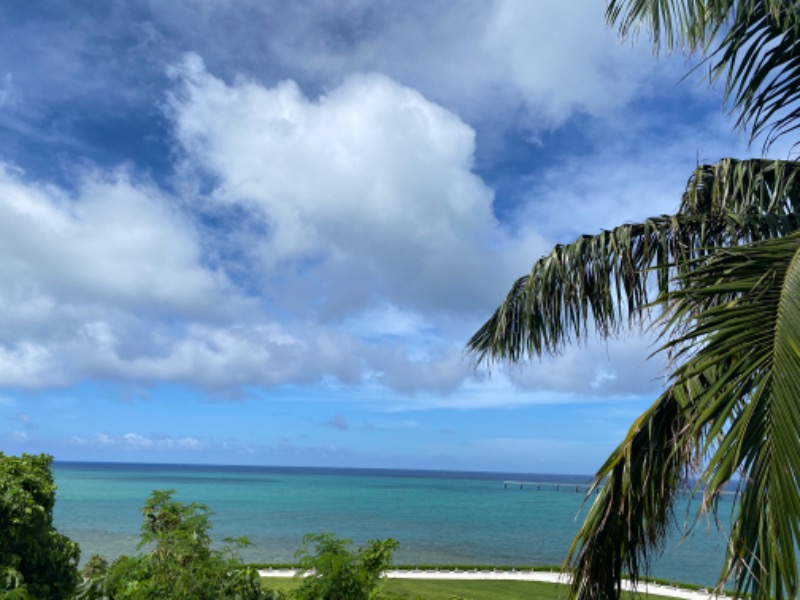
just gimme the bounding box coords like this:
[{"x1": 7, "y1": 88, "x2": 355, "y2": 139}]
[
  {"x1": 167, "y1": 55, "x2": 522, "y2": 317},
  {"x1": 0, "y1": 59, "x2": 548, "y2": 395},
  {"x1": 0, "y1": 18, "x2": 702, "y2": 402}
]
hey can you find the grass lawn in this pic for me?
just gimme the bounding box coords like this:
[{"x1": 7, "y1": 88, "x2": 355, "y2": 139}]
[
  {"x1": 386, "y1": 578, "x2": 572, "y2": 599},
  {"x1": 261, "y1": 577, "x2": 670, "y2": 600}
]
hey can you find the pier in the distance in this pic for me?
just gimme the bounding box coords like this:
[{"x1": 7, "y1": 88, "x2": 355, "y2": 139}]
[{"x1": 503, "y1": 480, "x2": 597, "y2": 493}]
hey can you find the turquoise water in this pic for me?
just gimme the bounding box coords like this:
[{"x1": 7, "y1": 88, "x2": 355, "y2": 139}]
[{"x1": 52, "y1": 462, "x2": 731, "y2": 587}]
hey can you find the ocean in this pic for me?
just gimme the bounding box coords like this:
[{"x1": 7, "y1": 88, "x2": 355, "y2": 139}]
[{"x1": 51, "y1": 462, "x2": 731, "y2": 587}]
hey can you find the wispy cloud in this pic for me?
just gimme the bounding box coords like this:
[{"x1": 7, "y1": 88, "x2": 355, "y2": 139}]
[{"x1": 70, "y1": 432, "x2": 203, "y2": 451}]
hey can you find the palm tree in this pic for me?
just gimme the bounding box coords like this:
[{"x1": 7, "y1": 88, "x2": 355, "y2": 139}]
[{"x1": 466, "y1": 2, "x2": 800, "y2": 599}]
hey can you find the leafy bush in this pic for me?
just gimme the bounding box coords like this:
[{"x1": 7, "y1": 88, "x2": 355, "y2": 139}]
[
  {"x1": 0, "y1": 453, "x2": 80, "y2": 599},
  {"x1": 293, "y1": 532, "x2": 399, "y2": 600},
  {"x1": 78, "y1": 489, "x2": 268, "y2": 599},
  {"x1": 80, "y1": 555, "x2": 109, "y2": 581}
]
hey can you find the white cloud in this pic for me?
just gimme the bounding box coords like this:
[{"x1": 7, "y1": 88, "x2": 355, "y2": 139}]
[
  {"x1": 156, "y1": 55, "x2": 557, "y2": 394},
  {"x1": 97, "y1": 324, "x2": 363, "y2": 390},
  {"x1": 482, "y1": 0, "x2": 655, "y2": 128},
  {"x1": 181, "y1": 0, "x2": 661, "y2": 132},
  {"x1": 0, "y1": 32, "x2": 720, "y2": 400},
  {"x1": 0, "y1": 342, "x2": 61, "y2": 388},
  {"x1": 168, "y1": 55, "x2": 527, "y2": 317},
  {"x1": 365, "y1": 345, "x2": 470, "y2": 395},
  {"x1": 178, "y1": 436, "x2": 201, "y2": 449},
  {"x1": 343, "y1": 304, "x2": 430, "y2": 339},
  {"x1": 502, "y1": 332, "x2": 667, "y2": 398},
  {"x1": 122, "y1": 432, "x2": 152, "y2": 449},
  {"x1": 0, "y1": 164, "x2": 269, "y2": 389},
  {"x1": 0, "y1": 57, "x2": 683, "y2": 397},
  {"x1": 0, "y1": 165, "x2": 243, "y2": 320},
  {"x1": 0, "y1": 317, "x2": 364, "y2": 391},
  {"x1": 70, "y1": 432, "x2": 203, "y2": 451}
]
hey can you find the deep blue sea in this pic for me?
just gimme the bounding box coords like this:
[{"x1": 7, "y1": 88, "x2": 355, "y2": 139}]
[{"x1": 52, "y1": 462, "x2": 731, "y2": 587}]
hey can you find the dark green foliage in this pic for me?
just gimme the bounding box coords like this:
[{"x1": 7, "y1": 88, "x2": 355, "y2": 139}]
[
  {"x1": 293, "y1": 532, "x2": 399, "y2": 600},
  {"x1": 77, "y1": 494, "x2": 396, "y2": 600},
  {"x1": 79, "y1": 489, "x2": 268, "y2": 599},
  {"x1": 0, "y1": 452, "x2": 80, "y2": 599},
  {"x1": 80, "y1": 555, "x2": 110, "y2": 580}
]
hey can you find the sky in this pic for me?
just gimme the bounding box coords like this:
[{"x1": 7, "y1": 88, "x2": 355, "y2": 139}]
[{"x1": 0, "y1": 1, "x2": 783, "y2": 474}]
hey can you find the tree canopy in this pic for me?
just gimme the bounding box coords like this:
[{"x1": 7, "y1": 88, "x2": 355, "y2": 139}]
[
  {"x1": 78, "y1": 489, "x2": 269, "y2": 600},
  {"x1": 0, "y1": 453, "x2": 80, "y2": 600}
]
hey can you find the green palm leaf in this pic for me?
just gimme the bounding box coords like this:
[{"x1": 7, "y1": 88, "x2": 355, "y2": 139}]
[
  {"x1": 566, "y1": 382, "x2": 698, "y2": 599},
  {"x1": 467, "y1": 159, "x2": 800, "y2": 365},
  {"x1": 567, "y1": 231, "x2": 800, "y2": 600},
  {"x1": 607, "y1": 1, "x2": 800, "y2": 148},
  {"x1": 660, "y1": 231, "x2": 800, "y2": 599}
]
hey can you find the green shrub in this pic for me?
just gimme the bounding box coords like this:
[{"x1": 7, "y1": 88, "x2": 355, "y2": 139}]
[
  {"x1": 78, "y1": 489, "x2": 267, "y2": 599},
  {"x1": 293, "y1": 532, "x2": 399, "y2": 600},
  {"x1": 0, "y1": 453, "x2": 80, "y2": 599}
]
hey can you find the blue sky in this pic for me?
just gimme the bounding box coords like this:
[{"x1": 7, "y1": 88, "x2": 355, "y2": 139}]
[{"x1": 0, "y1": 1, "x2": 781, "y2": 474}]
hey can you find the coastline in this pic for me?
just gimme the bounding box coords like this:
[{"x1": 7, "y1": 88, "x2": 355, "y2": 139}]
[
  {"x1": 54, "y1": 462, "x2": 729, "y2": 587},
  {"x1": 258, "y1": 568, "x2": 720, "y2": 600}
]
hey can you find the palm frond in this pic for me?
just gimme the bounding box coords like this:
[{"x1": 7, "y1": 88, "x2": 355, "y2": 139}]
[
  {"x1": 567, "y1": 230, "x2": 800, "y2": 600},
  {"x1": 712, "y1": 2, "x2": 800, "y2": 148},
  {"x1": 680, "y1": 158, "x2": 800, "y2": 215},
  {"x1": 565, "y1": 379, "x2": 699, "y2": 600},
  {"x1": 467, "y1": 159, "x2": 800, "y2": 365},
  {"x1": 658, "y1": 231, "x2": 800, "y2": 599},
  {"x1": 607, "y1": 1, "x2": 800, "y2": 148},
  {"x1": 606, "y1": 0, "x2": 729, "y2": 52}
]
